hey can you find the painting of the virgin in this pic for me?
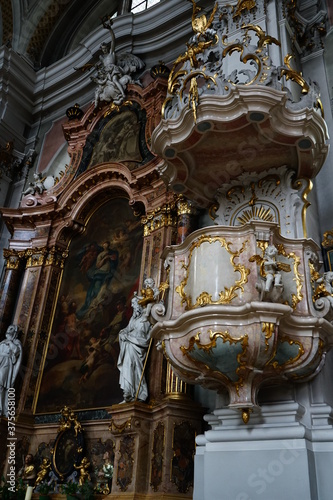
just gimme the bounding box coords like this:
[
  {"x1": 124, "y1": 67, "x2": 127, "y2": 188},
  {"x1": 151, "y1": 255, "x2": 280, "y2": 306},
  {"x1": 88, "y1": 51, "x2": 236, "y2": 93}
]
[{"x1": 36, "y1": 198, "x2": 143, "y2": 413}]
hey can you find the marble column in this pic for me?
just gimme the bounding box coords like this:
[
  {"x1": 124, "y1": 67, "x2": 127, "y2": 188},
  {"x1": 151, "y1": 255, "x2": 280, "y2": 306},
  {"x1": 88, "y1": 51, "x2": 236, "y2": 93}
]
[{"x1": 0, "y1": 249, "x2": 25, "y2": 336}]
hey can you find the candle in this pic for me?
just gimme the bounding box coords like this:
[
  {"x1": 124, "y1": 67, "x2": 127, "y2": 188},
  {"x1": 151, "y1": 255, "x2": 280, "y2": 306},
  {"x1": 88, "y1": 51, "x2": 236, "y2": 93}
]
[{"x1": 25, "y1": 485, "x2": 34, "y2": 500}]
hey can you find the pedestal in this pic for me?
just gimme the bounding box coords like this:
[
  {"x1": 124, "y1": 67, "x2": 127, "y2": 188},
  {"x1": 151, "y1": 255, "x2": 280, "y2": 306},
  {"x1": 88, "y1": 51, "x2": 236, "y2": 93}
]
[
  {"x1": 109, "y1": 397, "x2": 204, "y2": 499},
  {"x1": 194, "y1": 402, "x2": 333, "y2": 500}
]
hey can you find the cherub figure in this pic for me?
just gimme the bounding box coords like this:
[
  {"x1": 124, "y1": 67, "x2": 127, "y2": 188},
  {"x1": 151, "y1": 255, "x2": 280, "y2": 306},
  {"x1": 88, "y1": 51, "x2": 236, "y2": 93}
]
[
  {"x1": 22, "y1": 173, "x2": 45, "y2": 197},
  {"x1": 69, "y1": 410, "x2": 83, "y2": 436},
  {"x1": 250, "y1": 244, "x2": 290, "y2": 302},
  {"x1": 74, "y1": 457, "x2": 91, "y2": 486},
  {"x1": 263, "y1": 245, "x2": 281, "y2": 292},
  {"x1": 35, "y1": 458, "x2": 51, "y2": 486},
  {"x1": 137, "y1": 278, "x2": 160, "y2": 308}
]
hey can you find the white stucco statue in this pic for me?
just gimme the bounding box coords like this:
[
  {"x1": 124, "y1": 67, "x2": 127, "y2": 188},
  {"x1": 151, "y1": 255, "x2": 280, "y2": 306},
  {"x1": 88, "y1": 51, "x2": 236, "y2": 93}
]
[
  {"x1": 262, "y1": 244, "x2": 282, "y2": 292},
  {"x1": 22, "y1": 173, "x2": 46, "y2": 196},
  {"x1": 117, "y1": 294, "x2": 152, "y2": 403},
  {"x1": 251, "y1": 244, "x2": 290, "y2": 303},
  {"x1": 0, "y1": 325, "x2": 22, "y2": 417},
  {"x1": 91, "y1": 16, "x2": 144, "y2": 108}
]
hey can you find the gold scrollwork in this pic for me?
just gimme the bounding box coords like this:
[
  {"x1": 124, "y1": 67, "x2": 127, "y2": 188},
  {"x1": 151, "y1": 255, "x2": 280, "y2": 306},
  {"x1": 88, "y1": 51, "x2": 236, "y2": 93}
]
[
  {"x1": 167, "y1": 36, "x2": 218, "y2": 95},
  {"x1": 181, "y1": 329, "x2": 249, "y2": 395},
  {"x1": 270, "y1": 335, "x2": 305, "y2": 370},
  {"x1": 262, "y1": 322, "x2": 275, "y2": 352},
  {"x1": 257, "y1": 240, "x2": 269, "y2": 254},
  {"x1": 222, "y1": 24, "x2": 280, "y2": 86},
  {"x1": 308, "y1": 256, "x2": 321, "y2": 298},
  {"x1": 233, "y1": 0, "x2": 257, "y2": 18},
  {"x1": 288, "y1": 339, "x2": 324, "y2": 381},
  {"x1": 176, "y1": 235, "x2": 250, "y2": 309},
  {"x1": 280, "y1": 54, "x2": 309, "y2": 94},
  {"x1": 190, "y1": 0, "x2": 218, "y2": 37},
  {"x1": 276, "y1": 244, "x2": 303, "y2": 308}
]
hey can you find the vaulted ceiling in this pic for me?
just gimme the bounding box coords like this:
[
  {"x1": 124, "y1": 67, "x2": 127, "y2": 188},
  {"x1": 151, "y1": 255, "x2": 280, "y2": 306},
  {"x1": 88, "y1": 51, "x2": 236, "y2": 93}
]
[{"x1": 0, "y1": 0, "x2": 119, "y2": 68}]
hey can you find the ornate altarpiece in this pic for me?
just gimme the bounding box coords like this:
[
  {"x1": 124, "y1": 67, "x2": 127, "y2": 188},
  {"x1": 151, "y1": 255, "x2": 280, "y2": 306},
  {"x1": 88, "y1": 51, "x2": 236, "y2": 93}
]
[{"x1": 0, "y1": 78, "x2": 204, "y2": 498}]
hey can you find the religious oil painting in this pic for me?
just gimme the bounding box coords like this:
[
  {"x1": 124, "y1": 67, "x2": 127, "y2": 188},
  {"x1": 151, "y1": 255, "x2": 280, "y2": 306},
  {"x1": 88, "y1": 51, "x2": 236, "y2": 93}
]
[
  {"x1": 36, "y1": 198, "x2": 143, "y2": 413},
  {"x1": 89, "y1": 110, "x2": 142, "y2": 168}
]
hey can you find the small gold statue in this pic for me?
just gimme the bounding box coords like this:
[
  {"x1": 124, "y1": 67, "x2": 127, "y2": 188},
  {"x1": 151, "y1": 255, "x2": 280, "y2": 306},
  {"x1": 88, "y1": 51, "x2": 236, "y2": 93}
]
[
  {"x1": 35, "y1": 457, "x2": 51, "y2": 486},
  {"x1": 74, "y1": 457, "x2": 91, "y2": 485}
]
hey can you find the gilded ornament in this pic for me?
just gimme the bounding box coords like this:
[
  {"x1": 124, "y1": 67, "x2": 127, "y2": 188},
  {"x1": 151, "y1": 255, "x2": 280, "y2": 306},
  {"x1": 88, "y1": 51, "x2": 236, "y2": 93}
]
[
  {"x1": 236, "y1": 206, "x2": 274, "y2": 225},
  {"x1": 242, "y1": 408, "x2": 251, "y2": 424},
  {"x1": 188, "y1": 0, "x2": 218, "y2": 37},
  {"x1": 292, "y1": 178, "x2": 312, "y2": 238},
  {"x1": 280, "y1": 54, "x2": 309, "y2": 94},
  {"x1": 322, "y1": 229, "x2": 333, "y2": 249},
  {"x1": 181, "y1": 329, "x2": 249, "y2": 396},
  {"x1": 271, "y1": 336, "x2": 305, "y2": 370},
  {"x1": 276, "y1": 244, "x2": 303, "y2": 308},
  {"x1": 45, "y1": 247, "x2": 69, "y2": 268},
  {"x1": 3, "y1": 248, "x2": 25, "y2": 270},
  {"x1": 243, "y1": 24, "x2": 280, "y2": 52},
  {"x1": 104, "y1": 100, "x2": 133, "y2": 118},
  {"x1": 308, "y1": 259, "x2": 321, "y2": 293},
  {"x1": 168, "y1": 37, "x2": 217, "y2": 94},
  {"x1": 176, "y1": 235, "x2": 250, "y2": 309},
  {"x1": 177, "y1": 195, "x2": 196, "y2": 216},
  {"x1": 233, "y1": 0, "x2": 257, "y2": 19},
  {"x1": 35, "y1": 458, "x2": 51, "y2": 486},
  {"x1": 25, "y1": 247, "x2": 49, "y2": 267},
  {"x1": 189, "y1": 77, "x2": 199, "y2": 122},
  {"x1": 250, "y1": 247, "x2": 291, "y2": 281},
  {"x1": 109, "y1": 417, "x2": 131, "y2": 433},
  {"x1": 141, "y1": 202, "x2": 177, "y2": 236},
  {"x1": 166, "y1": 362, "x2": 187, "y2": 396},
  {"x1": 227, "y1": 186, "x2": 245, "y2": 200},
  {"x1": 222, "y1": 25, "x2": 280, "y2": 86},
  {"x1": 248, "y1": 182, "x2": 258, "y2": 206},
  {"x1": 262, "y1": 322, "x2": 275, "y2": 352}
]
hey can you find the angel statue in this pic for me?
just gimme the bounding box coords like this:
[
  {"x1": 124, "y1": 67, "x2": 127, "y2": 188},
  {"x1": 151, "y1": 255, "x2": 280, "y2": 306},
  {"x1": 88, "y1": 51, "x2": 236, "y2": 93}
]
[
  {"x1": 250, "y1": 244, "x2": 290, "y2": 302},
  {"x1": 91, "y1": 16, "x2": 144, "y2": 107},
  {"x1": 0, "y1": 325, "x2": 22, "y2": 417}
]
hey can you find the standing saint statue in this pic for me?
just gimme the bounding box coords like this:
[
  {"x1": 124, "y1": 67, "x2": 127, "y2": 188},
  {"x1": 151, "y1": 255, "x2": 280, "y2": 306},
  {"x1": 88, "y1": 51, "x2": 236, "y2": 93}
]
[
  {"x1": 117, "y1": 293, "x2": 153, "y2": 403},
  {"x1": 0, "y1": 325, "x2": 22, "y2": 417}
]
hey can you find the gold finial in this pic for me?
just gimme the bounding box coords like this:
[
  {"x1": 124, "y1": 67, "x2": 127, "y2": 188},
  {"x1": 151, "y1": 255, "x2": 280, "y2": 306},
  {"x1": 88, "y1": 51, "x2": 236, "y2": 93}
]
[{"x1": 242, "y1": 408, "x2": 251, "y2": 424}]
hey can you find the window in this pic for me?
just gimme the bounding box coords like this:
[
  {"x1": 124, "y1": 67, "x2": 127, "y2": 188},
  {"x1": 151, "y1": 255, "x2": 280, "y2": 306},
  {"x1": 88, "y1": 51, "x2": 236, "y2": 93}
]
[{"x1": 131, "y1": 0, "x2": 161, "y2": 14}]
